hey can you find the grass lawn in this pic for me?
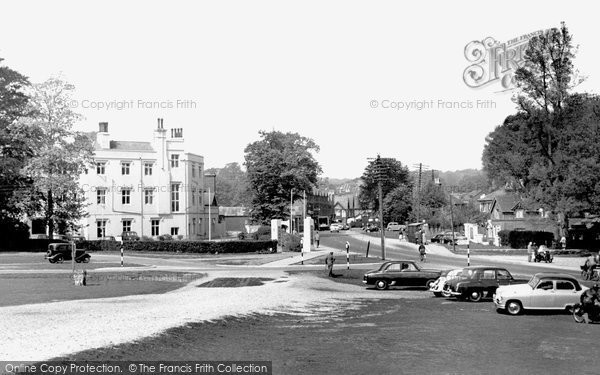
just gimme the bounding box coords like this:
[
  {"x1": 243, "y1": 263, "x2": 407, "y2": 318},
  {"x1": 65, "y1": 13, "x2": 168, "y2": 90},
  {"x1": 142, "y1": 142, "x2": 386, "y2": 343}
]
[{"x1": 0, "y1": 271, "x2": 205, "y2": 307}]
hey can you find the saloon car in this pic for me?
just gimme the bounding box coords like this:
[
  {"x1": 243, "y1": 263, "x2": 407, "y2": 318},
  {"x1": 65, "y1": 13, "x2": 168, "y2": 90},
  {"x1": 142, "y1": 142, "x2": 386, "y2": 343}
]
[
  {"x1": 444, "y1": 266, "x2": 528, "y2": 302},
  {"x1": 45, "y1": 243, "x2": 91, "y2": 264},
  {"x1": 330, "y1": 223, "x2": 342, "y2": 233},
  {"x1": 429, "y1": 268, "x2": 463, "y2": 297},
  {"x1": 494, "y1": 273, "x2": 588, "y2": 315},
  {"x1": 363, "y1": 260, "x2": 442, "y2": 290}
]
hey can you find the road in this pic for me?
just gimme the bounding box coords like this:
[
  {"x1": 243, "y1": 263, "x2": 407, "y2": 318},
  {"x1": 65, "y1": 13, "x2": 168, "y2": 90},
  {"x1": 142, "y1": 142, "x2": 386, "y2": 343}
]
[{"x1": 320, "y1": 229, "x2": 583, "y2": 279}]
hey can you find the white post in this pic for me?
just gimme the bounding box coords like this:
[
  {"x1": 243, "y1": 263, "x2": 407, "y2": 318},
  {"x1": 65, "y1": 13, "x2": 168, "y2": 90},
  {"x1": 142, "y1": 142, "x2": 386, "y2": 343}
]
[
  {"x1": 120, "y1": 245, "x2": 124, "y2": 267},
  {"x1": 208, "y1": 187, "x2": 212, "y2": 241},
  {"x1": 303, "y1": 217, "x2": 312, "y2": 253}
]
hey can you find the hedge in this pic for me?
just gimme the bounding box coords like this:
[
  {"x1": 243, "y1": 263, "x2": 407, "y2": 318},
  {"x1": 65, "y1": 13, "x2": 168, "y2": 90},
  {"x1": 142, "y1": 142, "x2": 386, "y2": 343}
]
[
  {"x1": 122, "y1": 240, "x2": 278, "y2": 253},
  {"x1": 0, "y1": 239, "x2": 68, "y2": 252},
  {"x1": 78, "y1": 240, "x2": 122, "y2": 251},
  {"x1": 498, "y1": 230, "x2": 554, "y2": 249}
]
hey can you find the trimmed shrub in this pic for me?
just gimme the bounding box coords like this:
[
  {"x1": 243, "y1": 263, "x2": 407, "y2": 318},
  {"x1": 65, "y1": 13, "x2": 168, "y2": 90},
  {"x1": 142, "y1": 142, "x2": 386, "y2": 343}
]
[
  {"x1": 123, "y1": 240, "x2": 278, "y2": 253},
  {"x1": 78, "y1": 240, "x2": 121, "y2": 251},
  {"x1": 282, "y1": 233, "x2": 302, "y2": 252},
  {"x1": 498, "y1": 230, "x2": 554, "y2": 249},
  {"x1": 0, "y1": 238, "x2": 68, "y2": 252},
  {"x1": 251, "y1": 225, "x2": 272, "y2": 241}
]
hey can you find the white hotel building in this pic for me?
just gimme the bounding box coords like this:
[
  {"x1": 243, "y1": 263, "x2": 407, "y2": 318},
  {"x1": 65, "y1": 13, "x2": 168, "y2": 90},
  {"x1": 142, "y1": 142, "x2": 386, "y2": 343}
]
[{"x1": 79, "y1": 119, "x2": 220, "y2": 240}]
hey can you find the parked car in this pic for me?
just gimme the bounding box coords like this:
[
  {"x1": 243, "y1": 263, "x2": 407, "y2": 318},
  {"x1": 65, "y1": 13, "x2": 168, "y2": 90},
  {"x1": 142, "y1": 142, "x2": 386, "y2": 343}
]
[
  {"x1": 319, "y1": 223, "x2": 330, "y2": 231},
  {"x1": 429, "y1": 268, "x2": 463, "y2": 297},
  {"x1": 363, "y1": 260, "x2": 442, "y2": 290},
  {"x1": 364, "y1": 224, "x2": 380, "y2": 232},
  {"x1": 45, "y1": 243, "x2": 91, "y2": 263},
  {"x1": 29, "y1": 234, "x2": 48, "y2": 239},
  {"x1": 330, "y1": 223, "x2": 342, "y2": 233},
  {"x1": 67, "y1": 235, "x2": 86, "y2": 242},
  {"x1": 121, "y1": 231, "x2": 140, "y2": 241},
  {"x1": 340, "y1": 223, "x2": 350, "y2": 230},
  {"x1": 430, "y1": 234, "x2": 447, "y2": 243},
  {"x1": 444, "y1": 266, "x2": 528, "y2": 302},
  {"x1": 386, "y1": 222, "x2": 402, "y2": 231},
  {"x1": 494, "y1": 273, "x2": 587, "y2": 315}
]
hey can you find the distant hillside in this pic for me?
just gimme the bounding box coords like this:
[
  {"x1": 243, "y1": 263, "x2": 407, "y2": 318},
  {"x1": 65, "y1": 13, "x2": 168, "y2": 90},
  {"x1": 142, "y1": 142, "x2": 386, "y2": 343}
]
[{"x1": 321, "y1": 169, "x2": 491, "y2": 196}]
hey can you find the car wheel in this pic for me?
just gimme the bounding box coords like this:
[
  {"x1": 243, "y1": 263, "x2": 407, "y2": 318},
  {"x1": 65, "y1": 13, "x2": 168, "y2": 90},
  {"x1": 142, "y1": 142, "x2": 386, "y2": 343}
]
[
  {"x1": 425, "y1": 279, "x2": 436, "y2": 289},
  {"x1": 469, "y1": 290, "x2": 483, "y2": 302},
  {"x1": 55, "y1": 254, "x2": 64, "y2": 263},
  {"x1": 442, "y1": 288, "x2": 452, "y2": 298},
  {"x1": 433, "y1": 292, "x2": 443, "y2": 297},
  {"x1": 375, "y1": 280, "x2": 388, "y2": 290},
  {"x1": 83, "y1": 256, "x2": 90, "y2": 263},
  {"x1": 506, "y1": 300, "x2": 523, "y2": 315}
]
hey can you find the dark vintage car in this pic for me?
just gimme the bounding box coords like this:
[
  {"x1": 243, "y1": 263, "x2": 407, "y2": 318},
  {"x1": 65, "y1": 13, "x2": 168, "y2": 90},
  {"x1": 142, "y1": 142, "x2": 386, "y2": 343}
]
[
  {"x1": 121, "y1": 231, "x2": 140, "y2": 241},
  {"x1": 444, "y1": 266, "x2": 528, "y2": 302},
  {"x1": 45, "y1": 243, "x2": 91, "y2": 264},
  {"x1": 363, "y1": 260, "x2": 442, "y2": 290}
]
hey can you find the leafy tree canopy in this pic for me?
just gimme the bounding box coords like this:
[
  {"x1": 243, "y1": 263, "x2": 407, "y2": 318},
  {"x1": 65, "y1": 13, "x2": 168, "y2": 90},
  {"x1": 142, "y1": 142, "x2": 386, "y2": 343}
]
[{"x1": 244, "y1": 130, "x2": 321, "y2": 223}]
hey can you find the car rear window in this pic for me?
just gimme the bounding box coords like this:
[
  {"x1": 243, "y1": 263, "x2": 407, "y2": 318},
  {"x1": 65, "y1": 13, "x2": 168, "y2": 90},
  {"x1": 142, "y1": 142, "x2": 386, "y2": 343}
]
[{"x1": 556, "y1": 280, "x2": 575, "y2": 290}]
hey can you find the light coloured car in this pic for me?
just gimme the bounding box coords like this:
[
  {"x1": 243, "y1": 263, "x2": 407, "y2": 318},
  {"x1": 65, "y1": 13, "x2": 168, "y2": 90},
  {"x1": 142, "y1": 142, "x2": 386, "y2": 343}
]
[
  {"x1": 494, "y1": 273, "x2": 588, "y2": 315},
  {"x1": 429, "y1": 268, "x2": 463, "y2": 297},
  {"x1": 386, "y1": 222, "x2": 403, "y2": 231},
  {"x1": 330, "y1": 223, "x2": 342, "y2": 232}
]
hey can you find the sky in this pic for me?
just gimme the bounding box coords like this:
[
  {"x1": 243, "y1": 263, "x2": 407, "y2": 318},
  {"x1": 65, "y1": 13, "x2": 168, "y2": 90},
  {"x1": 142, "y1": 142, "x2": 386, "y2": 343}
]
[{"x1": 1, "y1": 1, "x2": 598, "y2": 179}]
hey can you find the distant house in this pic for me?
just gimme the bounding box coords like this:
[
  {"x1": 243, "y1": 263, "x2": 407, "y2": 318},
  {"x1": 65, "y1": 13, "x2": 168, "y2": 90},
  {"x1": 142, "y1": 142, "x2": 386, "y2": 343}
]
[
  {"x1": 477, "y1": 189, "x2": 557, "y2": 245},
  {"x1": 219, "y1": 207, "x2": 250, "y2": 233}
]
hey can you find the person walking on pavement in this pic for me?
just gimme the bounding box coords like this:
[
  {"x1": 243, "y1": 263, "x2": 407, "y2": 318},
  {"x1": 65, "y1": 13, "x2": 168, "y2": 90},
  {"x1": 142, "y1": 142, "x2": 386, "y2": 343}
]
[
  {"x1": 315, "y1": 231, "x2": 320, "y2": 248},
  {"x1": 325, "y1": 251, "x2": 335, "y2": 277},
  {"x1": 527, "y1": 242, "x2": 533, "y2": 262},
  {"x1": 418, "y1": 244, "x2": 427, "y2": 262}
]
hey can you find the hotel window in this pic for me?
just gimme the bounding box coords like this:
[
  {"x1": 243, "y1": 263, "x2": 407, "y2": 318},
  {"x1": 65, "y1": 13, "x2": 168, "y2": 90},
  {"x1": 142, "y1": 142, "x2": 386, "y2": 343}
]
[
  {"x1": 96, "y1": 162, "x2": 106, "y2": 175},
  {"x1": 144, "y1": 189, "x2": 154, "y2": 204},
  {"x1": 171, "y1": 183, "x2": 180, "y2": 212},
  {"x1": 151, "y1": 219, "x2": 160, "y2": 236},
  {"x1": 121, "y1": 162, "x2": 131, "y2": 175},
  {"x1": 192, "y1": 218, "x2": 196, "y2": 234},
  {"x1": 96, "y1": 220, "x2": 107, "y2": 238},
  {"x1": 122, "y1": 189, "x2": 131, "y2": 204},
  {"x1": 171, "y1": 227, "x2": 179, "y2": 236},
  {"x1": 170, "y1": 154, "x2": 179, "y2": 168},
  {"x1": 144, "y1": 163, "x2": 153, "y2": 176},
  {"x1": 192, "y1": 188, "x2": 196, "y2": 205},
  {"x1": 192, "y1": 163, "x2": 196, "y2": 178},
  {"x1": 97, "y1": 188, "x2": 106, "y2": 204},
  {"x1": 122, "y1": 219, "x2": 132, "y2": 232}
]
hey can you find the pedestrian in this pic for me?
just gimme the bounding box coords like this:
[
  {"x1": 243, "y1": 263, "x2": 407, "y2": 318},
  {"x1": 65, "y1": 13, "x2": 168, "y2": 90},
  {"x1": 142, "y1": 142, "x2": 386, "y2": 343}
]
[
  {"x1": 560, "y1": 236, "x2": 567, "y2": 250},
  {"x1": 325, "y1": 251, "x2": 335, "y2": 277},
  {"x1": 527, "y1": 241, "x2": 533, "y2": 262},
  {"x1": 532, "y1": 242, "x2": 538, "y2": 262},
  {"x1": 418, "y1": 244, "x2": 426, "y2": 262},
  {"x1": 315, "y1": 231, "x2": 320, "y2": 248}
]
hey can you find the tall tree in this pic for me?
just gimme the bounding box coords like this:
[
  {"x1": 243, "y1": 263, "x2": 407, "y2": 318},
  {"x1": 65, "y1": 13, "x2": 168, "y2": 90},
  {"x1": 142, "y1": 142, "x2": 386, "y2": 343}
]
[
  {"x1": 483, "y1": 23, "x2": 594, "y2": 234},
  {"x1": 205, "y1": 162, "x2": 250, "y2": 206},
  {"x1": 359, "y1": 157, "x2": 412, "y2": 220},
  {"x1": 20, "y1": 77, "x2": 94, "y2": 238},
  {"x1": 244, "y1": 130, "x2": 321, "y2": 223},
  {"x1": 0, "y1": 58, "x2": 35, "y2": 239},
  {"x1": 382, "y1": 184, "x2": 412, "y2": 224}
]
